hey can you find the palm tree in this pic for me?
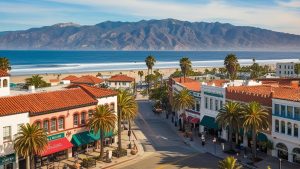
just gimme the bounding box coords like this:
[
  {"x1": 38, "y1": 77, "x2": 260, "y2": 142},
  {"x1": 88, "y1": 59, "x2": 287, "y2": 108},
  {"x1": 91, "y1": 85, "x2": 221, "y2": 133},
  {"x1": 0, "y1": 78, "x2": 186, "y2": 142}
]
[
  {"x1": 117, "y1": 90, "x2": 137, "y2": 154},
  {"x1": 216, "y1": 101, "x2": 243, "y2": 150},
  {"x1": 224, "y1": 54, "x2": 239, "y2": 80},
  {"x1": 145, "y1": 55, "x2": 156, "y2": 75},
  {"x1": 25, "y1": 75, "x2": 47, "y2": 88},
  {"x1": 122, "y1": 100, "x2": 138, "y2": 148},
  {"x1": 138, "y1": 71, "x2": 144, "y2": 84},
  {"x1": 14, "y1": 123, "x2": 48, "y2": 169},
  {"x1": 250, "y1": 62, "x2": 260, "y2": 79},
  {"x1": 243, "y1": 101, "x2": 269, "y2": 159},
  {"x1": 173, "y1": 88, "x2": 195, "y2": 131},
  {"x1": 294, "y1": 63, "x2": 300, "y2": 77},
  {"x1": 179, "y1": 57, "x2": 192, "y2": 82},
  {"x1": 87, "y1": 105, "x2": 117, "y2": 159},
  {"x1": 0, "y1": 57, "x2": 11, "y2": 72},
  {"x1": 218, "y1": 156, "x2": 242, "y2": 169}
]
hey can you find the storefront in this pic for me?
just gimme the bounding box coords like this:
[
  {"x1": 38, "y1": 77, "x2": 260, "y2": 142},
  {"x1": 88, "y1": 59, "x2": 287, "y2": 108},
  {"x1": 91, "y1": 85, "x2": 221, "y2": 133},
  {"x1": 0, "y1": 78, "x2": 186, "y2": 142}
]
[
  {"x1": 0, "y1": 154, "x2": 15, "y2": 169},
  {"x1": 200, "y1": 115, "x2": 219, "y2": 137},
  {"x1": 35, "y1": 133, "x2": 73, "y2": 168}
]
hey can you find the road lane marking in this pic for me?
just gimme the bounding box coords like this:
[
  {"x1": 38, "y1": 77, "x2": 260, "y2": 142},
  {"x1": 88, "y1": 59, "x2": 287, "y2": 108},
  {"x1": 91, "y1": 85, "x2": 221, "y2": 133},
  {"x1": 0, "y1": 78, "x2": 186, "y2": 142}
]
[{"x1": 155, "y1": 153, "x2": 200, "y2": 169}]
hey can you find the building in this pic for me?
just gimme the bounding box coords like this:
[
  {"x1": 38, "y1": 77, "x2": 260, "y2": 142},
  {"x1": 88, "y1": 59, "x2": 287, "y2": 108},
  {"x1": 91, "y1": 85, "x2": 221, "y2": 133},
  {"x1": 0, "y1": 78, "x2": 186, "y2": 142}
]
[
  {"x1": 61, "y1": 75, "x2": 78, "y2": 85},
  {"x1": 71, "y1": 75, "x2": 104, "y2": 86},
  {"x1": 276, "y1": 62, "x2": 297, "y2": 77},
  {"x1": 0, "y1": 70, "x2": 10, "y2": 97},
  {"x1": 106, "y1": 74, "x2": 135, "y2": 92},
  {"x1": 49, "y1": 79, "x2": 59, "y2": 86}
]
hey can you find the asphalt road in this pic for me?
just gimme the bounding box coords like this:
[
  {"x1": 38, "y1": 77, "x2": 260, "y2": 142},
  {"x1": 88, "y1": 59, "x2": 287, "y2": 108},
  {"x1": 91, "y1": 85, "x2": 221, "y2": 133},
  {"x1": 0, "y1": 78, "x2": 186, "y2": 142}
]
[{"x1": 120, "y1": 100, "x2": 220, "y2": 169}]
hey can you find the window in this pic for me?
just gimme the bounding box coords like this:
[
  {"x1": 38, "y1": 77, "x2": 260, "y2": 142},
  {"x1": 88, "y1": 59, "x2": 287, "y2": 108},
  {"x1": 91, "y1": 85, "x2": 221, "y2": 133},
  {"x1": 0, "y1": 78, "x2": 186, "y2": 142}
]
[
  {"x1": 3, "y1": 126, "x2": 11, "y2": 141},
  {"x1": 287, "y1": 106, "x2": 293, "y2": 118},
  {"x1": 88, "y1": 110, "x2": 94, "y2": 119},
  {"x1": 196, "y1": 101, "x2": 200, "y2": 112},
  {"x1": 74, "y1": 114, "x2": 79, "y2": 126},
  {"x1": 281, "y1": 105, "x2": 286, "y2": 117},
  {"x1": 35, "y1": 121, "x2": 41, "y2": 128},
  {"x1": 279, "y1": 71, "x2": 281, "y2": 74},
  {"x1": 51, "y1": 118, "x2": 57, "y2": 131},
  {"x1": 274, "y1": 104, "x2": 280, "y2": 115},
  {"x1": 17, "y1": 124, "x2": 24, "y2": 133},
  {"x1": 294, "y1": 124, "x2": 298, "y2": 137},
  {"x1": 122, "y1": 82, "x2": 126, "y2": 86},
  {"x1": 115, "y1": 82, "x2": 117, "y2": 86},
  {"x1": 3, "y1": 79, "x2": 8, "y2": 87},
  {"x1": 275, "y1": 120, "x2": 279, "y2": 132},
  {"x1": 81, "y1": 112, "x2": 86, "y2": 125},
  {"x1": 287, "y1": 122, "x2": 292, "y2": 135},
  {"x1": 220, "y1": 100, "x2": 223, "y2": 109},
  {"x1": 43, "y1": 120, "x2": 49, "y2": 132},
  {"x1": 279, "y1": 65, "x2": 281, "y2": 69},
  {"x1": 294, "y1": 107, "x2": 300, "y2": 120},
  {"x1": 110, "y1": 103, "x2": 115, "y2": 111},
  {"x1": 119, "y1": 82, "x2": 121, "y2": 85},
  {"x1": 210, "y1": 98, "x2": 213, "y2": 110},
  {"x1": 281, "y1": 121, "x2": 285, "y2": 134},
  {"x1": 192, "y1": 102, "x2": 195, "y2": 110},
  {"x1": 58, "y1": 117, "x2": 64, "y2": 130},
  {"x1": 215, "y1": 100, "x2": 218, "y2": 111},
  {"x1": 205, "y1": 97, "x2": 208, "y2": 109}
]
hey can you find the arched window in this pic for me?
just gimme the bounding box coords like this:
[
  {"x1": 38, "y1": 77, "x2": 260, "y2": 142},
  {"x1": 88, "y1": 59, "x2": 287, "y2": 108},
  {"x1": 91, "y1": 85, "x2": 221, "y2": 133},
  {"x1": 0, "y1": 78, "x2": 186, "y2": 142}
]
[
  {"x1": 81, "y1": 112, "x2": 86, "y2": 125},
  {"x1": 58, "y1": 117, "x2": 64, "y2": 130},
  {"x1": 275, "y1": 120, "x2": 279, "y2": 132},
  {"x1": 73, "y1": 114, "x2": 79, "y2": 126},
  {"x1": 43, "y1": 120, "x2": 49, "y2": 132},
  {"x1": 276, "y1": 143, "x2": 288, "y2": 160},
  {"x1": 281, "y1": 121, "x2": 285, "y2": 134},
  {"x1": 293, "y1": 148, "x2": 300, "y2": 164},
  {"x1": 110, "y1": 103, "x2": 115, "y2": 111},
  {"x1": 51, "y1": 118, "x2": 57, "y2": 132},
  {"x1": 287, "y1": 122, "x2": 292, "y2": 135},
  {"x1": 35, "y1": 121, "x2": 41, "y2": 128},
  {"x1": 88, "y1": 110, "x2": 94, "y2": 119},
  {"x1": 294, "y1": 124, "x2": 298, "y2": 137},
  {"x1": 3, "y1": 79, "x2": 7, "y2": 87}
]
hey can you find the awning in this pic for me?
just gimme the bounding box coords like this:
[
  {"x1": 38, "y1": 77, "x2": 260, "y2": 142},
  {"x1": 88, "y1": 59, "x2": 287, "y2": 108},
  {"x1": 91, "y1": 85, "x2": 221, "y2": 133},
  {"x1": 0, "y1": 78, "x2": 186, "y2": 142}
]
[
  {"x1": 257, "y1": 132, "x2": 268, "y2": 142},
  {"x1": 71, "y1": 130, "x2": 113, "y2": 147},
  {"x1": 191, "y1": 118, "x2": 200, "y2": 124},
  {"x1": 200, "y1": 116, "x2": 218, "y2": 129},
  {"x1": 187, "y1": 116, "x2": 193, "y2": 122},
  {"x1": 41, "y1": 138, "x2": 73, "y2": 156}
]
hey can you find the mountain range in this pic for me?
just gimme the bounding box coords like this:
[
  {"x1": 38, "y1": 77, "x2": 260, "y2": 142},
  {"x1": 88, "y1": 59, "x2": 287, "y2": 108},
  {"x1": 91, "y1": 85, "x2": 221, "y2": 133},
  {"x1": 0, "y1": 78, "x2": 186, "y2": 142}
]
[{"x1": 0, "y1": 19, "x2": 300, "y2": 50}]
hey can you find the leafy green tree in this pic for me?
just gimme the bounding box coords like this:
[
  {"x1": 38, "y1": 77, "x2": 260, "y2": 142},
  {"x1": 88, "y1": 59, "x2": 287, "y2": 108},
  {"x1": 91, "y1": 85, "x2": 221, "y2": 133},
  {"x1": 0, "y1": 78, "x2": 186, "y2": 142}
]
[
  {"x1": 250, "y1": 62, "x2": 260, "y2": 79},
  {"x1": 87, "y1": 105, "x2": 117, "y2": 159},
  {"x1": 294, "y1": 63, "x2": 300, "y2": 77},
  {"x1": 243, "y1": 101, "x2": 269, "y2": 159},
  {"x1": 179, "y1": 57, "x2": 192, "y2": 82},
  {"x1": 0, "y1": 57, "x2": 11, "y2": 72},
  {"x1": 216, "y1": 101, "x2": 243, "y2": 150},
  {"x1": 145, "y1": 55, "x2": 156, "y2": 75},
  {"x1": 218, "y1": 67, "x2": 227, "y2": 75},
  {"x1": 224, "y1": 54, "x2": 239, "y2": 80},
  {"x1": 25, "y1": 75, "x2": 48, "y2": 88},
  {"x1": 14, "y1": 123, "x2": 48, "y2": 169},
  {"x1": 218, "y1": 156, "x2": 242, "y2": 169}
]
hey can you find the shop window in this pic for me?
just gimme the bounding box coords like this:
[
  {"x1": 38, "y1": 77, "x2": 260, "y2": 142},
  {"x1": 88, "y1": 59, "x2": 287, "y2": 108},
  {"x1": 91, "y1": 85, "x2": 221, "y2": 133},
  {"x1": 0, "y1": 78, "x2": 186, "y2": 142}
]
[
  {"x1": 287, "y1": 122, "x2": 292, "y2": 135},
  {"x1": 215, "y1": 100, "x2": 218, "y2": 111},
  {"x1": 281, "y1": 105, "x2": 286, "y2": 117},
  {"x1": 3, "y1": 126, "x2": 11, "y2": 141},
  {"x1": 3, "y1": 79, "x2": 8, "y2": 87},
  {"x1": 281, "y1": 121, "x2": 285, "y2": 134},
  {"x1": 58, "y1": 117, "x2": 64, "y2": 130},
  {"x1": 220, "y1": 100, "x2": 223, "y2": 108},
  {"x1": 210, "y1": 98, "x2": 213, "y2": 110},
  {"x1": 294, "y1": 124, "x2": 299, "y2": 137},
  {"x1": 294, "y1": 107, "x2": 300, "y2": 120},
  {"x1": 293, "y1": 148, "x2": 300, "y2": 164},
  {"x1": 81, "y1": 112, "x2": 86, "y2": 125},
  {"x1": 205, "y1": 97, "x2": 208, "y2": 109},
  {"x1": 196, "y1": 102, "x2": 200, "y2": 112},
  {"x1": 43, "y1": 120, "x2": 49, "y2": 132},
  {"x1": 274, "y1": 104, "x2": 280, "y2": 115},
  {"x1": 275, "y1": 119, "x2": 279, "y2": 132},
  {"x1": 51, "y1": 119, "x2": 57, "y2": 132},
  {"x1": 287, "y1": 106, "x2": 293, "y2": 118},
  {"x1": 74, "y1": 114, "x2": 79, "y2": 126}
]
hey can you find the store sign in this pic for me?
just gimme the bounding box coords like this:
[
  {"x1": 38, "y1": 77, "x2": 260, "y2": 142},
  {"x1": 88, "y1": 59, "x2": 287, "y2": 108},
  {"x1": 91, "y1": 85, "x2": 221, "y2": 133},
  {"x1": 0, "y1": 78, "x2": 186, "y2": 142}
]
[
  {"x1": 0, "y1": 154, "x2": 16, "y2": 165},
  {"x1": 48, "y1": 133, "x2": 65, "y2": 141}
]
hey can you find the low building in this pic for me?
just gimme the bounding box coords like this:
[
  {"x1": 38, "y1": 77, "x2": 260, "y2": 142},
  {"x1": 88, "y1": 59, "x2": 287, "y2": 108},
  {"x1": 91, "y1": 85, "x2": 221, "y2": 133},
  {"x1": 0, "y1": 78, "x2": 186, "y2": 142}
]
[
  {"x1": 72, "y1": 75, "x2": 104, "y2": 86},
  {"x1": 49, "y1": 79, "x2": 59, "y2": 86},
  {"x1": 61, "y1": 75, "x2": 78, "y2": 85},
  {"x1": 106, "y1": 74, "x2": 135, "y2": 92},
  {"x1": 0, "y1": 70, "x2": 10, "y2": 97},
  {"x1": 276, "y1": 62, "x2": 297, "y2": 77}
]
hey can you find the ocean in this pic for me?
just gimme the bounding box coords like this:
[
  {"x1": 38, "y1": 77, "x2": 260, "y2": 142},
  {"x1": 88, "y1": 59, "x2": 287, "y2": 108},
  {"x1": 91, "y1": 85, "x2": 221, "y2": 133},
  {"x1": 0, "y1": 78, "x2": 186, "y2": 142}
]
[{"x1": 0, "y1": 50, "x2": 299, "y2": 76}]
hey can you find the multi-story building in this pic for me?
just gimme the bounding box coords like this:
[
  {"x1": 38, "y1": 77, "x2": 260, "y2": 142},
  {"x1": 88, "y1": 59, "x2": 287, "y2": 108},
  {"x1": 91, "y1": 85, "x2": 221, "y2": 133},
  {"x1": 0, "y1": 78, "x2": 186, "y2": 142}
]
[{"x1": 276, "y1": 62, "x2": 297, "y2": 77}]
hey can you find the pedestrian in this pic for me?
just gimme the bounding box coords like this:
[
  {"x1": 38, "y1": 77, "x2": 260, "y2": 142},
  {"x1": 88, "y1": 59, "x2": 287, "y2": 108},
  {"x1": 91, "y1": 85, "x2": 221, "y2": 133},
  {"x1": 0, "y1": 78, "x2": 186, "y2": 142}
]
[{"x1": 201, "y1": 134, "x2": 205, "y2": 146}]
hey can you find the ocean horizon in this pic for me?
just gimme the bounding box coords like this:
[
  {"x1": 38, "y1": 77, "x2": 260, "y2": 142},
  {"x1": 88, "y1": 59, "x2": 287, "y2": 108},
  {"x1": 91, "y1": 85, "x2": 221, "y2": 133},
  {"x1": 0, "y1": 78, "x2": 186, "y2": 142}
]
[{"x1": 1, "y1": 50, "x2": 300, "y2": 76}]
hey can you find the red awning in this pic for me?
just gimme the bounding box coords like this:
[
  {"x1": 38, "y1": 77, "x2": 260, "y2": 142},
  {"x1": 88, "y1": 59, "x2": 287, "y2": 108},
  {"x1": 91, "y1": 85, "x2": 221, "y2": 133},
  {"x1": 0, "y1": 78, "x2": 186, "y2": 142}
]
[
  {"x1": 187, "y1": 116, "x2": 193, "y2": 122},
  {"x1": 41, "y1": 138, "x2": 73, "y2": 156},
  {"x1": 191, "y1": 118, "x2": 200, "y2": 124}
]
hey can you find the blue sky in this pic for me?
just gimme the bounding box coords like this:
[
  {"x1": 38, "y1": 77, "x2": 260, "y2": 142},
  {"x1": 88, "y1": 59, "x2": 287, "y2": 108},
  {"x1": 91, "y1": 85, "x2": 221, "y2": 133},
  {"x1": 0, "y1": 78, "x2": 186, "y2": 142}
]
[{"x1": 1, "y1": 0, "x2": 300, "y2": 34}]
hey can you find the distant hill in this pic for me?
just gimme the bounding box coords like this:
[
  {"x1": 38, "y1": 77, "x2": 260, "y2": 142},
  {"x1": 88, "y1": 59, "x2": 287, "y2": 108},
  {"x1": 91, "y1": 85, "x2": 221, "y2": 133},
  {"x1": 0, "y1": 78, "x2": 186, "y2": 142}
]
[{"x1": 0, "y1": 19, "x2": 300, "y2": 50}]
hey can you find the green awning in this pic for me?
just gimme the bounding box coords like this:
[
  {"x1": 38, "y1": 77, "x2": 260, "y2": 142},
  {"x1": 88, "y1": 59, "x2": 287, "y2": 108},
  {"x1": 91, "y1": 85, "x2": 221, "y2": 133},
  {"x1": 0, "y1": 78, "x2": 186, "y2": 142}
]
[
  {"x1": 71, "y1": 130, "x2": 114, "y2": 147},
  {"x1": 200, "y1": 116, "x2": 218, "y2": 129},
  {"x1": 257, "y1": 132, "x2": 268, "y2": 142}
]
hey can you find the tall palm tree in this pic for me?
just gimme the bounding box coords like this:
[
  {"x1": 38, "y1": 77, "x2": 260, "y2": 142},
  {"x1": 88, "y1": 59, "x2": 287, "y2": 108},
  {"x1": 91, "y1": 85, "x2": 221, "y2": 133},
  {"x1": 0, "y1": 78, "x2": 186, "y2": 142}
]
[
  {"x1": 117, "y1": 90, "x2": 137, "y2": 153},
  {"x1": 25, "y1": 75, "x2": 47, "y2": 88},
  {"x1": 14, "y1": 123, "x2": 48, "y2": 169},
  {"x1": 224, "y1": 54, "x2": 239, "y2": 80},
  {"x1": 138, "y1": 71, "x2": 144, "y2": 84},
  {"x1": 243, "y1": 101, "x2": 269, "y2": 159},
  {"x1": 87, "y1": 105, "x2": 117, "y2": 159},
  {"x1": 0, "y1": 57, "x2": 11, "y2": 72},
  {"x1": 216, "y1": 101, "x2": 243, "y2": 150},
  {"x1": 145, "y1": 55, "x2": 156, "y2": 75},
  {"x1": 122, "y1": 100, "x2": 138, "y2": 147},
  {"x1": 173, "y1": 88, "x2": 195, "y2": 131},
  {"x1": 218, "y1": 156, "x2": 242, "y2": 169},
  {"x1": 179, "y1": 57, "x2": 192, "y2": 82}
]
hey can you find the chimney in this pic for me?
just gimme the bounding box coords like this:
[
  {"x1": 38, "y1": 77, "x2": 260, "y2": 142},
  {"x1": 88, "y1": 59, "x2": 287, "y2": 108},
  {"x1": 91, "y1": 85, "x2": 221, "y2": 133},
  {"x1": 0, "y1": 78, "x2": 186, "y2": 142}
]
[{"x1": 29, "y1": 85, "x2": 36, "y2": 93}]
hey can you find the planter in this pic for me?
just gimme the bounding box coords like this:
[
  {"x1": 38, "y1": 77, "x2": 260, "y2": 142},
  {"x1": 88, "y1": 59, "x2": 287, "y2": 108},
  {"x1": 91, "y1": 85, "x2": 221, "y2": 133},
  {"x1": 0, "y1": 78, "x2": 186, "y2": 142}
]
[{"x1": 131, "y1": 149, "x2": 138, "y2": 155}]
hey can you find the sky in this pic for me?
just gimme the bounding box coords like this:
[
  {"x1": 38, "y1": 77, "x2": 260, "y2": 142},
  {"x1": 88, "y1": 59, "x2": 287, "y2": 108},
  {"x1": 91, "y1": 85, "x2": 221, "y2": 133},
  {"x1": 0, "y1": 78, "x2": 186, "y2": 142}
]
[{"x1": 1, "y1": 0, "x2": 300, "y2": 34}]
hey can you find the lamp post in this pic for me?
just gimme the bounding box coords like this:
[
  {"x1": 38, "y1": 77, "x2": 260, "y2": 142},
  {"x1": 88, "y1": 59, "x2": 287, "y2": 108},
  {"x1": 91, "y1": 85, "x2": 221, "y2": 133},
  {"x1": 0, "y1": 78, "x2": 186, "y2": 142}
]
[
  {"x1": 213, "y1": 137, "x2": 217, "y2": 154},
  {"x1": 279, "y1": 158, "x2": 282, "y2": 169}
]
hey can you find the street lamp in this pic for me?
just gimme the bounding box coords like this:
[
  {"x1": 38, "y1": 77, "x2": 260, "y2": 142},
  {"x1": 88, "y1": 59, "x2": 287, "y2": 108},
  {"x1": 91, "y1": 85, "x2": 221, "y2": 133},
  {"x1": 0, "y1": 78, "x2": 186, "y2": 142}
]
[
  {"x1": 213, "y1": 137, "x2": 217, "y2": 154},
  {"x1": 279, "y1": 158, "x2": 282, "y2": 169}
]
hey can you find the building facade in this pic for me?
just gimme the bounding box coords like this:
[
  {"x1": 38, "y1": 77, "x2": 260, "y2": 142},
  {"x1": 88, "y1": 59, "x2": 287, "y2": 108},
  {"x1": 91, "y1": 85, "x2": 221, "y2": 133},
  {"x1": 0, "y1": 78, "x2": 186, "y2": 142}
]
[
  {"x1": 106, "y1": 74, "x2": 135, "y2": 92},
  {"x1": 276, "y1": 62, "x2": 297, "y2": 77},
  {"x1": 0, "y1": 70, "x2": 10, "y2": 97}
]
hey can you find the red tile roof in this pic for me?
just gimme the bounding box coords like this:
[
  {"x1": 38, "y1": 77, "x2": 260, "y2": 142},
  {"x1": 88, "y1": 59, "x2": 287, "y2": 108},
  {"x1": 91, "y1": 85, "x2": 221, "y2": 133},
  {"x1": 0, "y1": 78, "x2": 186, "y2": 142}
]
[
  {"x1": 0, "y1": 70, "x2": 9, "y2": 77},
  {"x1": 72, "y1": 75, "x2": 104, "y2": 84},
  {"x1": 49, "y1": 79, "x2": 59, "y2": 83},
  {"x1": 206, "y1": 79, "x2": 229, "y2": 87},
  {"x1": 0, "y1": 88, "x2": 97, "y2": 116},
  {"x1": 259, "y1": 78, "x2": 300, "y2": 86},
  {"x1": 172, "y1": 77, "x2": 201, "y2": 91},
  {"x1": 62, "y1": 75, "x2": 78, "y2": 81},
  {"x1": 67, "y1": 84, "x2": 118, "y2": 98},
  {"x1": 107, "y1": 74, "x2": 135, "y2": 82}
]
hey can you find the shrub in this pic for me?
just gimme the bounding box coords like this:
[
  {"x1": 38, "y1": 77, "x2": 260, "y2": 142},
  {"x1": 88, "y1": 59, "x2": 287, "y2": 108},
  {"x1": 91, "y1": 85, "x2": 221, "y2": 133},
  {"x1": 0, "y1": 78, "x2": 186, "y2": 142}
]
[{"x1": 112, "y1": 148, "x2": 127, "y2": 157}]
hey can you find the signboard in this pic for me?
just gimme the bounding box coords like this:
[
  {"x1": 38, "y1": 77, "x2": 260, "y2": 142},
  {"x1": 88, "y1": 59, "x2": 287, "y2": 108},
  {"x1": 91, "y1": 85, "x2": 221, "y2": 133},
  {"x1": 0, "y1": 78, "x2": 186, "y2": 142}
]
[
  {"x1": 0, "y1": 154, "x2": 15, "y2": 165},
  {"x1": 47, "y1": 133, "x2": 65, "y2": 141}
]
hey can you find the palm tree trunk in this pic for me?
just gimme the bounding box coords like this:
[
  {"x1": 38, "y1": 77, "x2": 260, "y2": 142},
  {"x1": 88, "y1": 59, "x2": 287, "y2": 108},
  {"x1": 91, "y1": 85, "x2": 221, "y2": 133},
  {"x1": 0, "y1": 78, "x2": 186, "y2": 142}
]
[
  {"x1": 252, "y1": 129, "x2": 257, "y2": 160},
  {"x1": 100, "y1": 130, "x2": 104, "y2": 159},
  {"x1": 229, "y1": 127, "x2": 233, "y2": 150},
  {"x1": 235, "y1": 132, "x2": 239, "y2": 145},
  {"x1": 30, "y1": 155, "x2": 35, "y2": 169},
  {"x1": 118, "y1": 109, "x2": 122, "y2": 154},
  {"x1": 26, "y1": 156, "x2": 30, "y2": 169},
  {"x1": 129, "y1": 120, "x2": 132, "y2": 143}
]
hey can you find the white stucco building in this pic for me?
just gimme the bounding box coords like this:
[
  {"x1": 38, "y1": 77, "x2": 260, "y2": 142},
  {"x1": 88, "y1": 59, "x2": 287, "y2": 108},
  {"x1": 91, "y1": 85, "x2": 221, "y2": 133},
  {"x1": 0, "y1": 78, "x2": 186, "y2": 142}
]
[
  {"x1": 106, "y1": 74, "x2": 135, "y2": 92},
  {"x1": 0, "y1": 70, "x2": 10, "y2": 97},
  {"x1": 276, "y1": 62, "x2": 297, "y2": 77}
]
